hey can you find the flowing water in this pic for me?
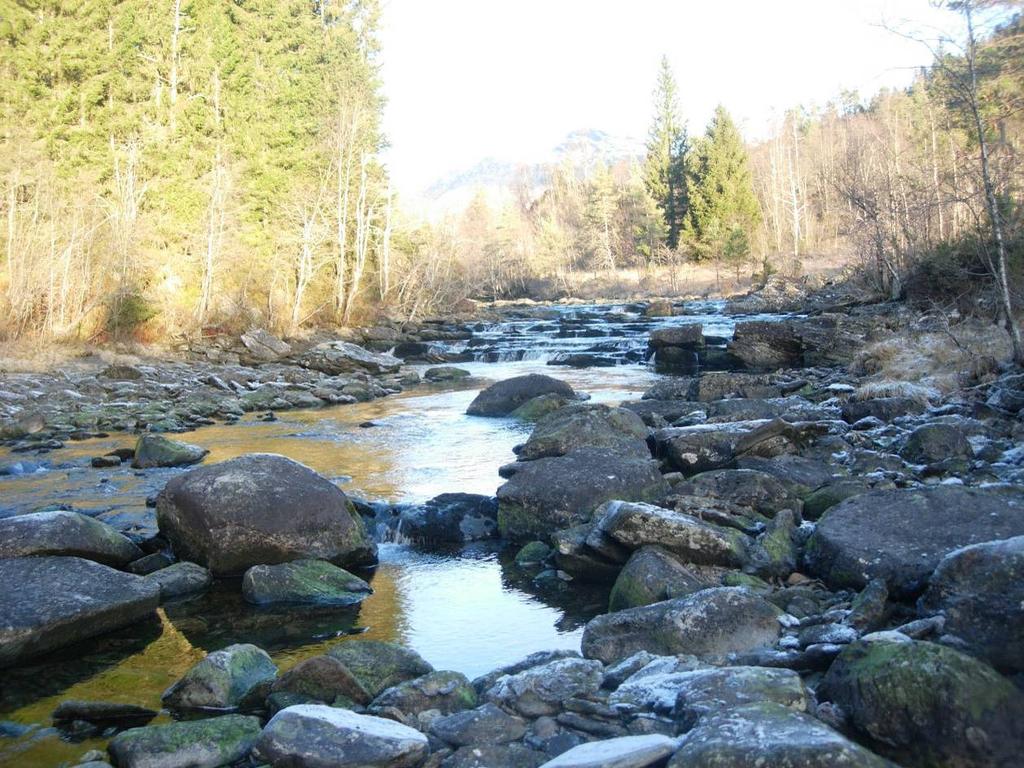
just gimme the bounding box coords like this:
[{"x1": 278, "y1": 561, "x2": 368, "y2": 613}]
[{"x1": 0, "y1": 302, "x2": 778, "y2": 766}]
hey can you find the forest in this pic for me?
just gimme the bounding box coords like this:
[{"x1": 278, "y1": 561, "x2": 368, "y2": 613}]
[{"x1": 0, "y1": 1, "x2": 1021, "y2": 344}]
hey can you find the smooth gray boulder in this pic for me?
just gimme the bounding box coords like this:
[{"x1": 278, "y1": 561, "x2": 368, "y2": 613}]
[
  {"x1": 918, "y1": 535, "x2": 1024, "y2": 673},
  {"x1": 515, "y1": 404, "x2": 649, "y2": 461},
  {"x1": 538, "y1": 734, "x2": 679, "y2": 768},
  {"x1": 370, "y1": 670, "x2": 477, "y2": 717},
  {"x1": 132, "y1": 433, "x2": 209, "y2": 469},
  {"x1": 270, "y1": 654, "x2": 373, "y2": 707},
  {"x1": 242, "y1": 559, "x2": 372, "y2": 606},
  {"x1": 669, "y1": 666, "x2": 807, "y2": 727},
  {"x1": 581, "y1": 588, "x2": 782, "y2": 665},
  {"x1": 430, "y1": 703, "x2": 528, "y2": 747},
  {"x1": 0, "y1": 556, "x2": 159, "y2": 667},
  {"x1": 144, "y1": 561, "x2": 212, "y2": 601},
  {"x1": 254, "y1": 705, "x2": 428, "y2": 768},
  {"x1": 162, "y1": 643, "x2": 277, "y2": 711},
  {"x1": 608, "y1": 545, "x2": 711, "y2": 611},
  {"x1": 804, "y1": 485, "x2": 1024, "y2": 596},
  {"x1": 485, "y1": 657, "x2": 603, "y2": 717},
  {"x1": 107, "y1": 715, "x2": 261, "y2": 768},
  {"x1": 0, "y1": 510, "x2": 142, "y2": 566},
  {"x1": 467, "y1": 374, "x2": 576, "y2": 417},
  {"x1": 298, "y1": 341, "x2": 402, "y2": 375},
  {"x1": 156, "y1": 453, "x2": 376, "y2": 575}
]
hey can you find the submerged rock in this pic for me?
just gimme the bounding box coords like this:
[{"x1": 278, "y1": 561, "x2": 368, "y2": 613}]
[
  {"x1": 581, "y1": 587, "x2": 782, "y2": 665},
  {"x1": 804, "y1": 485, "x2": 1024, "y2": 596},
  {"x1": 467, "y1": 374, "x2": 576, "y2": 417},
  {"x1": 242, "y1": 559, "x2": 372, "y2": 607},
  {"x1": 156, "y1": 453, "x2": 376, "y2": 575},
  {"x1": 819, "y1": 637, "x2": 1024, "y2": 768},
  {"x1": 131, "y1": 433, "x2": 209, "y2": 469},
  {"x1": 0, "y1": 509, "x2": 142, "y2": 566},
  {"x1": 254, "y1": 705, "x2": 428, "y2": 768},
  {"x1": 107, "y1": 714, "x2": 261, "y2": 768},
  {"x1": 0, "y1": 556, "x2": 159, "y2": 667},
  {"x1": 162, "y1": 643, "x2": 277, "y2": 711}
]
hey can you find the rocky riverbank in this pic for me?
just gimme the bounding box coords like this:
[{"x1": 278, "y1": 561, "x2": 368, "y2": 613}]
[{"x1": 2, "y1": 291, "x2": 1024, "y2": 768}]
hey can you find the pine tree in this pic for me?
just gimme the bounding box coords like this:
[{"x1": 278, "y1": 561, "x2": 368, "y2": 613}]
[
  {"x1": 643, "y1": 56, "x2": 687, "y2": 250},
  {"x1": 685, "y1": 105, "x2": 761, "y2": 272}
]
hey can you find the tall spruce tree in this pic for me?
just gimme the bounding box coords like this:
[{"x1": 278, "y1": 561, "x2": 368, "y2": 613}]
[
  {"x1": 643, "y1": 56, "x2": 687, "y2": 249},
  {"x1": 685, "y1": 105, "x2": 760, "y2": 270}
]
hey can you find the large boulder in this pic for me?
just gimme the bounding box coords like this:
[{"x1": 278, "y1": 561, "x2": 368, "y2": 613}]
[
  {"x1": 467, "y1": 374, "x2": 576, "y2": 417},
  {"x1": 156, "y1": 454, "x2": 376, "y2": 575},
  {"x1": 804, "y1": 485, "x2": 1024, "y2": 596},
  {"x1": 429, "y1": 703, "x2": 527, "y2": 747},
  {"x1": 496, "y1": 448, "x2": 670, "y2": 541},
  {"x1": 132, "y1": 433, "x2": 209, "y2": 469},
  {"x1": 398, "y1": 493, "x2": 499, "y2": 543},
  {"x1": 595, "y1": 501, "x2": 749, "y2": 568},
  {"x1": 254, "y1": 705, "x2": 428, "y2": 768},
  {"x1": 673, "y1": 469, "x2": 802, "y2": 517},
  {"x1": 325, "y1": 641, "x2": 434, "y2": 699},
  {"x1": 918, "y1": 535, "x2": 1024, "y2": 673},
  {"x1": 540, "y1": 734, "x2": 679, "y2": 768},
  {"x1": 240, "y1": 327, "x2": 292, "y2": 361},
  {"x1": 370, "y1": 670, "x2": 477, "y2": 717},
  {"x1": 162, "y1": 643, "x2": 277, "y2": 711},
  {"x1": 298, "y1": 341, "x2": 402, "y2": 375},
  {"x1": 727, "y1": 321, "x2": 803, "y2": 370},
  {"x1": 899, "y1": 422, "x2": 973, "y2": 465},
  {"x1": 0, "y1": 556, "x2": 159, "y2": 667},
  {"x1": 145, "y1": 561, "x2": 212, "y2": 601},
  {"x1": 484, "y1": 657, "x2": 603, "y2": 717},
  {"x1": 107, "y1": 715, "x2": 261, "y2": 768},
  {"x1": 667, "y1": 702, "x2": 893, "y2": 768},
  {"x1": 515, "y1": 404, "x2": 649, "y2": 461},
  {"x1": 668, "y1": 667, "x2": 807, "y2": 727},
  {"x1": 819, "y1": 637, "x2": 1024, "y2": 768},
  {"x1": 0, "y1": 510, "x2": 142, "y2": 566},
  {"x1": 581, "y1": 588, "x2": 783, "y2": 665},
  {"x1": 608, "y1": 546, "x2": 711, "y2": 612},
  {"x1": 270, "y1": 655, "x2": 373, "y2": 708},
  {"x1": 242, "y1": 560, "x2": 372, "y2": 606}
]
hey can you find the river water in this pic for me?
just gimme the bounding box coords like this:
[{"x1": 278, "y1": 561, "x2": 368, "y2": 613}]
[{"x1": 0, "y1": 301, "x2": 775, "y2": 766}]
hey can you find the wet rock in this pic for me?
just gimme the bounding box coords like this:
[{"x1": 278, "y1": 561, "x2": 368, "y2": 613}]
[
  {"x1": 254, "y1": 705, "x2": 428, "y2": 768},
  {"x1": 162, "y1": 643, "x2": 277, "y2": 711},
  {"x1": 539, "y1": 734, "x2": 679, "y2": 768},
  {"x1": 270, "y1": 655, "x2": 373, "y2": 707},
  {"x1": 581, "y1": 587, "x2": 783, "y2": 665},
  {"x1": 326, "y1": 641, "x2": 435, "y2": 699},
  {"x1": 467, "y1": 374, "x2": 576, "y2": 417},
  {"x1": 127, "y1": 552, "x2": 174, "y2": 575},
  {"x1": 515, "y1": 541, "x2": 552, "y2": 565},
  {"x1": 0, "y1": 509, "x2": 142, "y2": 566},
  {"x1": 144, "y1": 561, "x2": 212, "y2": 601},
  {"x1": 596, "y1": 501, "x2": 749, "y2": 568},
  {"x1": 667, "y1": 702, "x2": 893, "y2": 768},
  {"x1": 841, "y1": 396, "x2": 925, "y2": 424},
  {"x1": 819, "y1": 637, "x2": 1024, "y2": 768},
  {"x1": 430, "y1": 703, "x2": 527, "y2": 747},
  {"x1": 299, "y1": 341, "x2": 402, "y2": 375},
  {"x1": 649, "y1": 325, "x2": 703, "y2": 348},
  {"x1": 131, "y1": 433, "x2": 209, "y2": 469},
  {"x1": 156, "y1": 453, "x2": 376, "y2": 575},
  {"x1": 899, "y1": 422, "x2": 973, "y2": 465},
  {"x1": 240, "y1": 328, "x2": 292, "y2": 361},
  {"x1": 371, "y1": 671, "x2": 477, "y2": 717},
  {"x1": 91, "y1": 455, "x2": 121, "y2": 468},
  {"x1": 107, "y1": 714, "x2": 261, "y2": 768},
  {"x1": 669, "y1": 667, "x2": 807, "y2": 728},
  {"x1": 644, "y1": 300, "x2": 674, "y2": 317},
  {"x1": 399, "y1": 493, "x2": 499, "y2": 543},
  {"x1": 918, "y1": 535, "x2": 1024, "y2": 673},
  {"x1": 242, "y1": 559, "x2": 372, "y2": 606},
  {"x1": 485, "y1": 657, "x2": 603, "y2": 717},
  {"x1": 496, "y1": 448, "x2": 670, "y2": 542},
  {"x1": 425, "y1": 366, "x2": 471, "y2": 382},
  {"x1": 515, "y1": 404, "x2": 649, "y2": 461},
  {"x1": 552, "y1": 524, "x2": 623, "y2": 583},
  {"x1": 0, "y1": 556, "x2": 159, "y2": 667},
  {"x1": 52, "y1": 701, "x2": 157, "y2": 730},
  {"x1": 442, "y1": 744, "x2": 547, "y2": 768},
  {"x1": 608, "y1": 546, "x2": 711, "y2": 612},
  {"x1": 804, "y1": 485, "x2": 1024, "y2": 596}
]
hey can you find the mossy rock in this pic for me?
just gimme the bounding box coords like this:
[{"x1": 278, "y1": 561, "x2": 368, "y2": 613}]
[
  {"x1": 107, "y1": 714, "x2": 261, "y2": 768},
  {"x1": 162, "y1": 643, "x2": 277, "y2": 711},
  {"x1": 819, "y1": 637, "x2": 1024, "y2": 768},
  {"x1": 514, "y1": 541, "x2": 552, "y2": 565},
  {"x1": 509, "y1": 393, "x2": 571, "y2": 421},
  {"x1": 608, "y1": 545, "x2": 709, "y2": 612},
  {"x1": 802, "y1": 480, "x2": 871, "y2": 520},
  {"x1": 132, "y1": 433, "x2": 208, "y2": 469},
  {"x1": 326, "y1": 641, "x2": 434, "y2": 699},
  {"x1": 370, "y1": 670, "x2": 477, "y2": 717},
  {"x1": 241, "y1": 559, "x2": 372, "y2": 606}
]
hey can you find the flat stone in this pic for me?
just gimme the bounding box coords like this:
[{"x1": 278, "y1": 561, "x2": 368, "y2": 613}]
[
  {"x1": 242, "y1": 559, "x2": 372, "y2": 606},
  {"x1": 0, "y1": 509, "x2": 142, "y2": 566},
  {"x1": 107, "y1": 714, "x2": 261, "y2": 768},
  {"x1": 538, "y1": 734, "x2": 679, "y2": 768}
]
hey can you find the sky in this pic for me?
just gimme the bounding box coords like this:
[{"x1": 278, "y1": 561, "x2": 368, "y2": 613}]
[{"x1": 378, "y1": 0, "x2": 966, "y2": 195}]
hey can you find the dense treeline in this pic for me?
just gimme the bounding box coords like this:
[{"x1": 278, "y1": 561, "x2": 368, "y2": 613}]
[{"x1": 0, "y1": 1, "x2": 1020, "y2": 345}]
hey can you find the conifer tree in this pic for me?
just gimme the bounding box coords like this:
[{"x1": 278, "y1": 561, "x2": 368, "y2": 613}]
[{"x1": 643, "y1": 56, "x2": 687, "y2": 249}]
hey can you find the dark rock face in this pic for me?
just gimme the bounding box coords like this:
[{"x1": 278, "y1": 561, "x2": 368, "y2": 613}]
[
  {"x1": 667, "y1": 702, "x2": 893, "y2": 768},
  {"x1": 728, "y1": 321, "x2": 803, "y2": 370},
  {"x1": 131, "y1": 433, "x2": 209, "y2": 469},
  {"x1": 608, "y1": 545, "x2": 711, "y2": 612},
  {"x1": 841, "y1": 397, "x2": 925, "y2": 424},
  {"x1": 162, "y1": 643, "x2": 277, "y2": 711},
  {"x1": 241, "y1": 560, "x2": 372, "y2": 606},
  {"x1": 804, "y1": 485, "x2": 1024, "y2": 596},
  {"x1": 270, "y1": 655, "x2": 373, "y2": 708},
  {"x1": 649, "y1": 325, "x2": 703, "y2": 348},
  {"x1": 514, "y1": 404, "x2": 650, "y2": 461},
  {"x1": 398, "y1": 493, "x2": 499, "y2": 543},
  {"x1": 254, "y1": 705, "x2": 428, "y2": 768},
  {"x1": 899, "y1": 423, "x2": 973, "y2": 465},
  {"x1": 819, "y1": 638, "x2": 1024, "y2": 768},
  {"x1": 672, "y1": 468, "x2": 802, "y2": 517},
  {"x1": 156, "y1": 453, "x2": 376, "y2": 575},
  {"x1": 0, "y1": 509, "x2": 142, "y2": 566},
  {"x1": 466, "y1": 374, "x2": 576, "y2": 417},
  {"x1": 0, "y1": 556, "x2": 159, "y2": 668},
  {"x1": 581, "y1": 588, "x2": 782, "y2": 665},
  {"x1": 108, "y1": 715, "x2": 262, "y2": 768},
  {"x1": 918, "y1": 535, "x2": 1024, "y2": 673},
  {"x1": 495, "y1": 448, "x2": 670, "y2": 541}
]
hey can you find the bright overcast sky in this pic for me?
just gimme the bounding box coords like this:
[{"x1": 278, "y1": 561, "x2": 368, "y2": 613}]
[{"x1": 379, "y1": 0, "x2": 964, "y2": 194}]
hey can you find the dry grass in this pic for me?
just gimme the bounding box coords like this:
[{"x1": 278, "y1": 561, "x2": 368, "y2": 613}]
[
  {"x1": 0, "y1": 340, "x2": 152, "y2": 374},
  {"x1": 852, "y1": 319, "x2": 1010, "y2": 400}
]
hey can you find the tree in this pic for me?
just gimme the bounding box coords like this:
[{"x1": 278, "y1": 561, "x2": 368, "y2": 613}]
[
  {"x1": 685, "y1": 106, "x2": 761, "y2": 274},
  {"x1": 643, "y1": 56, "x2": 687, "y2": 249}
]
